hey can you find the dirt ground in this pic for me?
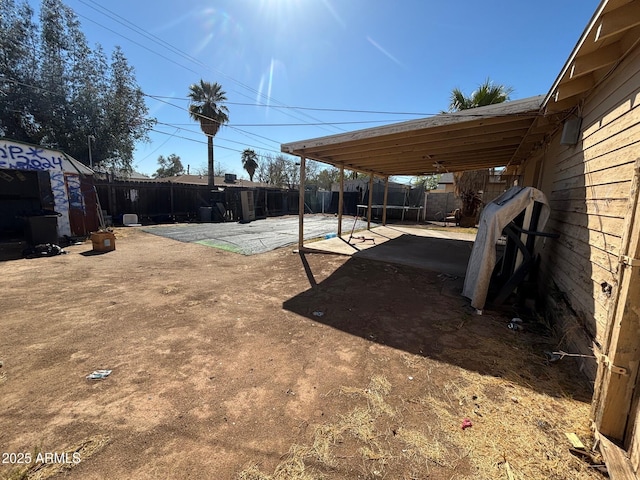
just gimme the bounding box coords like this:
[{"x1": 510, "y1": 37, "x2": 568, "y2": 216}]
[{"x1": 1, "y1": 226, "x2": 603, "y2": 479}]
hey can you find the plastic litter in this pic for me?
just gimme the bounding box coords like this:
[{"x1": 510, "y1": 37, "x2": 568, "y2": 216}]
[
  {"x1": 313, "y1": 311, "x2": 324, "y2": 317},
  {"x1": 507, "y1": 322, "x2": 522, "y2": 331},
  {"x1": 86, "y1": 369, "x2": 112, "y2": 380},
  {"x1": 324, "y1": 233, "x2": 337, "y2": 239},
  {"x1": 511, "y1": 317, "x2": 523, "y2": 323},
  {"x1": 461, "y1": 418, "x2": 473, "y2": 430}
]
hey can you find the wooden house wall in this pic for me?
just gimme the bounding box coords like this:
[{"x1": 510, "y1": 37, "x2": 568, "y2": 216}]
[{"x1": 523, "y1": 44, "x2": 640, "y2": 381}]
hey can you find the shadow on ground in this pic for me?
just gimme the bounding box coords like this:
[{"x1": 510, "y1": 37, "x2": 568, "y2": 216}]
[
  {"x1": 284, "y1": 252, "x2": 593, "y2": 403},
  {"x1": 354, "y1": 234, "x2": 474, "y2": 277}
]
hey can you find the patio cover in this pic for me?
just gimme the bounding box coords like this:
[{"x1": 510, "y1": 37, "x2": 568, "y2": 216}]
[{"x1": 281, "y1": 95, "x2": 557, "y2": 176}]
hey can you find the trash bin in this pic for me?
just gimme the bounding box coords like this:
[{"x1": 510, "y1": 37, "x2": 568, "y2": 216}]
[
  {"x1": 27, "y1": 215, "x2": 59, "y2": 245},
  {"x1": 199, "y1": 206, "x2": 213, "y2": 222}
]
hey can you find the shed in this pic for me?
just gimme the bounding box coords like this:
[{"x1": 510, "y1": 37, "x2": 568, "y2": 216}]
[
  {"x1": 281, "y1": 0, "x2": 640, "y2": 476},
  {"x1": 0, "y1": 138, "x2": 99, "y2": 244}
]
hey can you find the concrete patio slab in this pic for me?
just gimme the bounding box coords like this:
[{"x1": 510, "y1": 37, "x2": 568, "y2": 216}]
[
  {"x1": 304, "y1": 225, "x2": 476, "y2": 277},
  {"x1": 141, "y1": 215, "x2": 369, "y2": 255}
]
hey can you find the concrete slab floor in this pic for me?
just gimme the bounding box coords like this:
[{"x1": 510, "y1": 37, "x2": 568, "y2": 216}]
[
  {"x1": 141, "y1": 214, "x2": 369, "y2": 255},
  {"x1": 142, "y1": 216, "x2": 475, "y2": 277},
  {"x1": 304, "y1": 225, "x2": 476, "y2": 277}
]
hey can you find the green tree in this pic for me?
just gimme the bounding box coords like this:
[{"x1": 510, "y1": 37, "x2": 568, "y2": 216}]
[
  {"x1": 0, "y1": 0, "x2": 39, "y2": 140},
  {"x1": 412, "y1": 174, "x2": 440, "y2": 191},
  {"x1": 153, "y1": 153, "x2": 184, "y2": 178},
  {"x1": 255, "y1": 152, "x2": 309, "y2": 189},
  {"x1": 0, "y1": 0, "x2": 153, "y2": 171},
  {"x1": 446, "y1": 78, "x2": 513, "y2": 225},
  {"x1": 101, "y1": 46, "x2": 154, "y2": 173},
  {"x1": 188, "y1": 80, "x2": 229, "y2": 190},
  {"x1": 447, "y1": 78, "x2": 514, "y2": 112},
  {"x1": 37, "y1": 0, "x2": 76, "y2": 149},
  {"x1": 314, "y1": 167, "x2": 340, "y2": 190},
  {"x1": 241, "y1": 148, "x2": 258, "y2": 182}
]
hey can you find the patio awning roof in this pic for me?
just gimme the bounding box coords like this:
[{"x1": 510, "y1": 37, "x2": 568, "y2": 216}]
[{"x1": 281, "y1": 95, "x2": 559, "y2": 176}]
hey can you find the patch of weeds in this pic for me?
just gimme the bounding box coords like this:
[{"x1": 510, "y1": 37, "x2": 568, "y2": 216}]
[{"x1": 397, "y1": 427, "x2": 447, "y2": 468}]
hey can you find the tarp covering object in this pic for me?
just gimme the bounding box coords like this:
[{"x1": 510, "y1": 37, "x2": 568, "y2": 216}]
[{"x1": 463, "y1": 186, "x2": 550, "y2": 310}]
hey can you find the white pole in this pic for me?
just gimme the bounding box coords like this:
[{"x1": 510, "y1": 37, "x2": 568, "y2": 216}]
[{"x1": 87, "y1": 135, "x2": 95, "y2": 169}]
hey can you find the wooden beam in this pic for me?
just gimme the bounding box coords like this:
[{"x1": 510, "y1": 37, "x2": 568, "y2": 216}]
[
  {"x1": 545, "y1": 96, "x2": 581, "y2": 114},
  {"x1": 382, "y1": 176, "x2": 389, "y2": 226},
  {"x1": 595, "y1": 161, "x2": 640, "y2": 440},
  {"x1": 304, "y1": 118, "x2": 537, "y2": 159},
  {"x1": 281, "y1": 99, "x2": 542, "y2": 154},
  {"x1": 554, "y1": 74, "x2": 596, "y2": 102},
  {"x1": 338, "y1": 166, "x2": 344, "y2": 237},
  {"x1": 298, "y1": 156, "x2": 306, "y2": 249},
  {"x1": 570, "y1": 42, "x2": 621, "y2": 78},
  {"x1": 319, "y1": 137, "x2": 526, "y2": 165},
  {"x1": 367, "y1": 174, "x2": 374, "y2": 230},
  {"x1": 596, "y1": 432, "x2": 637, "y2": 480},
  {"x1": 595, "y1": 2, "x2": 640, "y2": 42}
]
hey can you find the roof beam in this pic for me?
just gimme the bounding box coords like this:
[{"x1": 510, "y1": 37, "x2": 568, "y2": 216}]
[
  {"x1": 319, "y1": 137, "x2": 525, "y2": 164},
  {"x1": 282, "y1": 110, "x2": 539, "y2": 154},
  {"x1": 570, "y1": 42, "x2": 621, "y2": 78},
  {"x1": 595, "y1": 1, "x2": 640, "y2": 42},
  {"x1": 553, "y1": 74, "x2": 595, "y2": 102},
  {"x1": 377, "y1": 149, "x2": 516, "y2": 167},
  {"x1": 546, "y1": 95, "x2": 582, "y2": 113},
  {"x1": 307, "y1": 118, "x2": 535, "y2": 155},
  {"x1": 305, "y1": 126, "x2": 535, "y2": 160}
]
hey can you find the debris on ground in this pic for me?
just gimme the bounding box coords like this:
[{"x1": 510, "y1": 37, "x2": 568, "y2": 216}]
[
  {"x1": 461, "y1": 418, "x2": 473, "y2": 430},
  {"x1": 22, "y1": 243, "x2": 67, "y2": 258},
  {"x1": 86, "y1": 369, "x2": 112, "y2": 380},
  {"x1": 508, "y1": 319, "x2": 523, "y2": 331},
  {"x1": 565, "y1": 432, "x2": 586, "y2": 450}
]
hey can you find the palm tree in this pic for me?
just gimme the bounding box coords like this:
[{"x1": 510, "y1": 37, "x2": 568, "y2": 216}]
[
  {"x1": 447, "y1": 78, "x2": 513, "y2": 226},
  {"x1": 188, "y1": 80, "x2": 229, "y2": 190},
  {"x1": 447, "y1": 78, "x2": 513, "y2": 112},
  {"x1": 241, "y1": 148, "x2": 259, "y2": 182}
]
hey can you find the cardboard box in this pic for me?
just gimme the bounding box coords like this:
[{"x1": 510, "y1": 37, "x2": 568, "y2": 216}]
[{"x1": 91, "y1": 232, "x2": 116, "y2": 252}]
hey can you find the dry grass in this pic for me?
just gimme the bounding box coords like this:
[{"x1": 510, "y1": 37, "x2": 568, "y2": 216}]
[{"x1": 237, "y1": 343, "x2": 603, "y2": 480}]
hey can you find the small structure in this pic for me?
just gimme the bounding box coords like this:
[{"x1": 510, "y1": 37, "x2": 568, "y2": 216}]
[{"x1": 0, "y1": 139, "x2": 99, "y2": 244}]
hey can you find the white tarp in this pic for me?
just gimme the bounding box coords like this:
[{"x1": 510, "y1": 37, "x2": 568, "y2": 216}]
[{"x1": 463, "y1": 186, "x2": 550, "y2": 310}]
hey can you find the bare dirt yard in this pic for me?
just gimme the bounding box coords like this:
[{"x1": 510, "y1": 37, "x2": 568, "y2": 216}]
[{"x1": 1, "y1": 226, "x2": 603, "y2": 479}]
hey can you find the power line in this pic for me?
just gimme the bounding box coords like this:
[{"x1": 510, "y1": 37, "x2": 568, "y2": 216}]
[
  {"x1": 156, "y1": 119, "x2": 415, "y2": 127},
  {"x1": 137, "y1": 127, "x2": 180, "y2": 162},
  {"x1": 155, "y1": 121, "x2": 282, "y2": 154},
  {"x1": 147, "y1": 95, "x2": 434, "y2": 116},
  {"x1": 76, "y1": 0, "x2": 345, "y2": 134},
  {"x1": 143, "y1": 92, "x2": 542, "y2": 119}
]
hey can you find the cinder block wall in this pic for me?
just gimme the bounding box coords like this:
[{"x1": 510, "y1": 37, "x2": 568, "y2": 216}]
[{"x1": 424, "y1": 192, "x2": 460, "y2": 221}]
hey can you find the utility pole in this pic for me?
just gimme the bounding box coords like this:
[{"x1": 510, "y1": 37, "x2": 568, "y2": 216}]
[{"x1": 88, "y1": 135, "x2": 95, "y2": 169}]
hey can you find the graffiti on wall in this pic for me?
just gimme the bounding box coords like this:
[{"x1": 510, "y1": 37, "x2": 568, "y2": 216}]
[
  {"x1": 65, "y1": 175, "x2": 85, "y2": 211},
  {"x1": 50, "y1": 171, "x2": 71, "y2": 237},
  {"x1": 0, "y1": 142, "x2": 65, "y2": 171}
]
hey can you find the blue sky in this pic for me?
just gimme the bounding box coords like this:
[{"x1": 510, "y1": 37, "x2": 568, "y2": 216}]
[{"x1": 35, "y1": 0, "x2": 600, "y2": 178}]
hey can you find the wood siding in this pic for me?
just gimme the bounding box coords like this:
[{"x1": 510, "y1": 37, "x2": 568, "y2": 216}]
[{"x1": 529, "y1": 45, "x2": 640, "y2": 369}]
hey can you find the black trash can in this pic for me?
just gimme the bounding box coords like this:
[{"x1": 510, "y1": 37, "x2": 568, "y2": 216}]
[
  {"x1": 27, "y1": 215, "x2": 59, "y2": 245},
  {"x1": 199, "y1": 206, "x2": 213, "y2": 223}
]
